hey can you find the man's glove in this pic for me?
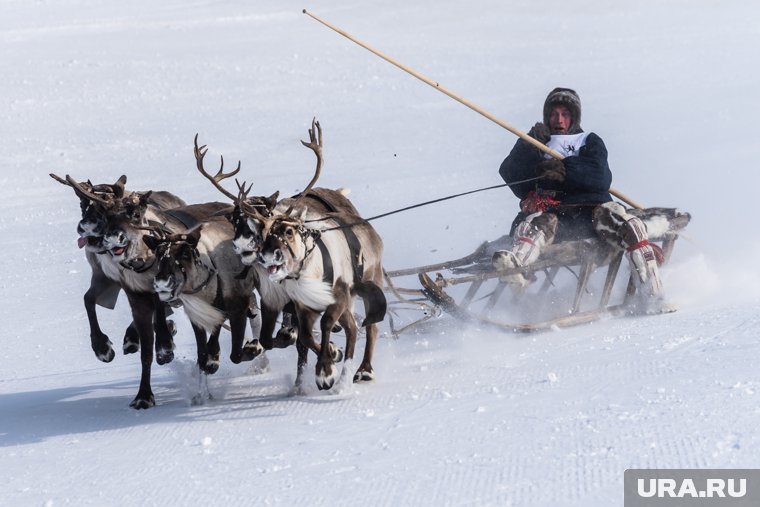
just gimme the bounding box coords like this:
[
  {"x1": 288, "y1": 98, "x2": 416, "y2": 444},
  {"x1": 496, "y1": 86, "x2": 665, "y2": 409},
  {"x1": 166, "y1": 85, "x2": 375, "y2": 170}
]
[
  {"x1": 535, "y1": 159, "x2": 566, "y2": 182},
  {"x1": 527, "y1": 122, "x2": 551, "y2": 144}
]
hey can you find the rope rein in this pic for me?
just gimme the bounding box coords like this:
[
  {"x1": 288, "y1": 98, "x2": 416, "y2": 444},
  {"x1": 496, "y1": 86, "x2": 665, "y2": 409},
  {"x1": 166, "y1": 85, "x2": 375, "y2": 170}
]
[{"x1": 307, "y1": 176, "x2": 542, "y2": 233}]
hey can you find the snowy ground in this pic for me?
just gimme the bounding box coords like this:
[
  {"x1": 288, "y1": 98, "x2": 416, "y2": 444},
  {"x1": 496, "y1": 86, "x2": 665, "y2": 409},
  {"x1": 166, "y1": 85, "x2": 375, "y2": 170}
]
[{"x1": 2, "y1": 1, "x2": 760, "y2": 505}]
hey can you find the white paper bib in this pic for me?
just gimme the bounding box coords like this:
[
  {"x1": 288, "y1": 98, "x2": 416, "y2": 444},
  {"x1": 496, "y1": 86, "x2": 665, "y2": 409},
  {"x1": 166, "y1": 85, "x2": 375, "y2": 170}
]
[{"x1": 544, "y1": 132, "x2": 589, "y2": 158}]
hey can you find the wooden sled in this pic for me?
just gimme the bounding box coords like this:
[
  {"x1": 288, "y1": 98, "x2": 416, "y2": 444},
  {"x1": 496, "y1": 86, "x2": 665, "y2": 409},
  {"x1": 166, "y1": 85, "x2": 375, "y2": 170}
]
[{"x1": 383, "y1": 207, "x2": 691, "y2": 336}]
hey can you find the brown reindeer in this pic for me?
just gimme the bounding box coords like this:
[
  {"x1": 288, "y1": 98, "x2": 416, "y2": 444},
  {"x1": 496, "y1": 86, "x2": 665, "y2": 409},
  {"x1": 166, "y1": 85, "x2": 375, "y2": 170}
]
[
  {"x1": 62, "y1": 176, "x2": 230, "y2": 408},
  {"x1": 243, "y1": 120, "x2": 386, "y2": 390},
  {"x1": 142, "y1": 216, "x2": 259, "y2": 375},
  {"x1": 192, "y1": 134, "x2": 359, "y2": 362},
  {"x1": 50, "y1": 173, "x2": 186, "y2": 362}
]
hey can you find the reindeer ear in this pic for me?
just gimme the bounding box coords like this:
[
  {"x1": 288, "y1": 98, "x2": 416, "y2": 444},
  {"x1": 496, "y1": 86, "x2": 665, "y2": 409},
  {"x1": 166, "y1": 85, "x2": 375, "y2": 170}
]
[
  {"x1": 113, "y1": 175, "x2": 127, "y2": 198},
  {"x1": 186, "y1": 225, "x2": 202, "y2": 247},
  {"x1": 296, "y1": 205, "x2": 308, "y2": 222},
  {"x1": 246, "y1": 217, "x2": 262, "y2": 235},
  {"x1": 266, "y1": 191, "x2": 280, "y2": 210},
  {"x1": 138, "y1": 190, "x2": 152, "y2": 208},
  {"x1": 142, "y1": 235, "x2": 160, "y2": 252}
]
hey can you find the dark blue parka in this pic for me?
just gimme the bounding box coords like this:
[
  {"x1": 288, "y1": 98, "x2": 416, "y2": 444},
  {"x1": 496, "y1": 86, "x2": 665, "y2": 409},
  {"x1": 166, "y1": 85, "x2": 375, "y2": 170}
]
[{"x1": 499, "y1": 132, "x2": 613, "y2": 240}]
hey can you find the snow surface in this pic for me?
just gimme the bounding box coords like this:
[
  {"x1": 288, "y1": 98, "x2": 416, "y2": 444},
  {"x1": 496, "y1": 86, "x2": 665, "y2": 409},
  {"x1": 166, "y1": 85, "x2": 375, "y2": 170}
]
[{"x1": 2, "y1": 0, "x2": 760, "y2": 505}]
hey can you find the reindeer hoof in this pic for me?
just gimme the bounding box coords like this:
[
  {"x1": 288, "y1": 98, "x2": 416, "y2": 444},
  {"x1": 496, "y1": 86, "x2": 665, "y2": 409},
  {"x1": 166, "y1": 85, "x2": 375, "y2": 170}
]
[
  {"x1": 97, "y1": 347, "x2": 116, "y2": 363},
  {"x1": 201, "y1": 355, "x2": 220, "y2": 375},
  {"x1": 353, "y1": 368, "x2": 375, "y2": 383},
  {"x1": 123, "y1": 341, "x2": 139, "y2": 355},
  {"x1": 122, "y1": 328, "x2": 140, "y2": 355},
  {"x1": 315, "y1": 361, "x2": 338, "y2": 391},
  {"x1": 240, "y1": 339, "x2": 264, "y2": 361},
  {"x1": 272, "y1": 326, "x2": 297, "y2": 348},
  {"x1": 329, "y1": 342, "x2": 344, "y2": 363},
  {"x1": 156, "y1": 347, "x2": 174, "y2": 365},
  {"x1": 93, "y1": 338, "x2": 116, "y2": 363},
  {"x1": 129, "y1": 393, "x2": 155, "y2": 410}
]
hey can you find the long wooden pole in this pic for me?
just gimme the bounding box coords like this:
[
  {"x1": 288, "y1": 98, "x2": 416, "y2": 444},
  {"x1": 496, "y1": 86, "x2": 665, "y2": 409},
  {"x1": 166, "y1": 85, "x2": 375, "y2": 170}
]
[{"x1": 303, "y1": 9, "x2": 643, "y2": 209}]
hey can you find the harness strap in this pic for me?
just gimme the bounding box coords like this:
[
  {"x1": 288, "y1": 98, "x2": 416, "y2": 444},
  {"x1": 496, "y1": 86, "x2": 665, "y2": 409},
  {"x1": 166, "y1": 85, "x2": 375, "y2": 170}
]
[
  {"x1": 328, "y1": 215, "x2": 365, "y2": 282},
  {"x1": 626, "y1": 240, "x2": 665, "y2": 266},
  {"x1": 120, "y1": 255, "x2": 156, "y2": 273},
  {"x1": 183, "y1": 254, "x2": 218, "y2": 295},
  {"x1": 163, "y1": 209, "x2": 199, "y2": 230},
  {"x1": 315, "y1": 237, "x2": 333, "y2": 284},
  {"x1": 302, "y1": 191, "x2": 339, "y2": 212},
  {"x1": 517, "y1": 236, "x2": 536, "y2": 246}
]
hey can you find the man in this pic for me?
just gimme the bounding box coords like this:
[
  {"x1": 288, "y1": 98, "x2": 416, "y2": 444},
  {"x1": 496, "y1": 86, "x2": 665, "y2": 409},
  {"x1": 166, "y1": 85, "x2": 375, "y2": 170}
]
[{"x1": 492, "y1": 87, "x2": 665, "y2": 312}]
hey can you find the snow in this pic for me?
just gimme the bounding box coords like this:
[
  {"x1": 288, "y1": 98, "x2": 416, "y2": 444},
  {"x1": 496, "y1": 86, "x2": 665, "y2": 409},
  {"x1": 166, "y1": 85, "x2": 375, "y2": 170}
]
[{"x1": 2, "y1": 0, "x2": 760, "y2": 505}]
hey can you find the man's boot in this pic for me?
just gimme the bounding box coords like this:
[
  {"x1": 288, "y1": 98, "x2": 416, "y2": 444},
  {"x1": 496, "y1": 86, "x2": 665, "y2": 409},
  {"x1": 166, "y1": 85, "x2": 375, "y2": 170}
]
[
  {"x1": 594, "y1": 202, "x2": 670, "y2": 314},
  {"x1": 492, "y1": 213, "x2": 557, "y2": 288}
]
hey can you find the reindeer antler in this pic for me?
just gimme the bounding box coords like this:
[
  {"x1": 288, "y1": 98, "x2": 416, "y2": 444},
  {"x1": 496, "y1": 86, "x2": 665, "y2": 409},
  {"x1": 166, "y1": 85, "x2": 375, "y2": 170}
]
[
  {"x1": 285, "y1": 118, "x2": 323, "y2": 216},
  {"x1": 64, "y1": 174, "x2": 114, "y2": 208},
  {"x1": 235, "y1": 178, "x2": 254, "y2": 202},
  {"x1": 194, "y1": 134, "x2": 242, "y2": 202},
  {"x1": 50, "y1": 173, "x2": 69, "y2": 186}
]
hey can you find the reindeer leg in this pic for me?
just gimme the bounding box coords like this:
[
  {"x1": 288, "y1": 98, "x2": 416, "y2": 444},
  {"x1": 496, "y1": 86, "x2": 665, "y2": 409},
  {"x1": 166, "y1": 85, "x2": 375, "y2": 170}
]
[
  {"x1": 354, "y1": 272, "x2": 383, "y2": 383},
  {"x1": 191, "y1": 323, "x2": 208, "y2": 371},
  {"x1": 273, "y1": 305, "x2": 298, "y2": 349},
  {"x1": 153, "y1": 300, "x2": 175, "y2": 365},
  {"x1": 337, "y1": 310, "x2": 359, "y2": 385},
  {"x1": 125, "y1": 291, "x2": 156, "y2": 409},
  {"x1": 315, "y1": 282, "x2": 350, "y2": 391},
  {"x1": 294, "y1": 340, "x2": 309, "y2": 392},
  {"x1": 294, "y1": 306, "x2": 321, "y2": 389},
  {"x1": 355, "y1": 323, "x2": 378, "y2": 383},
  {"x1": 122, "y1": 322, "x2": 140, "y2": 355},
  {"x1": 257, "y1": 302, "x2": 280, "y2": 350},
  {"x1": 205, "y1": 327, "x2": 221, "y2": 374},
  {"x1": 84, "y1": 282, "x2": 116, "y2": 363},
  {"x1": 232, "y1": 299, "x2": 263, "y2": 362}
]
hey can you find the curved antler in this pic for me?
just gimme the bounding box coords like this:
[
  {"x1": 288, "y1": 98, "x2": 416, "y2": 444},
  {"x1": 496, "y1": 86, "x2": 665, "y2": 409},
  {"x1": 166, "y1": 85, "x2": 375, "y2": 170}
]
[
  {"x1": 50, "y1": 173, "x2": 69, "y2": 186},
  {"x1": 284, "y1": 118, "x2": 323, "y2": 216},
  {"x1": 235, "y1": 178, "x2": 254, "y2": 202},
  {"x1": 194, "y1": 134, "x2": 241, "y2": 202},
  {"x1": 64, "y1": 174, "x2": 113, "y2": 208}
]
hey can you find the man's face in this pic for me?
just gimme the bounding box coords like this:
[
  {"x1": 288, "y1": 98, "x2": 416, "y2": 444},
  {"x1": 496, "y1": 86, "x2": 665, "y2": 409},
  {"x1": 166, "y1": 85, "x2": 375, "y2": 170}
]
[{"x1": 549, "y1": 105, "x2": 573, "y2": 134}]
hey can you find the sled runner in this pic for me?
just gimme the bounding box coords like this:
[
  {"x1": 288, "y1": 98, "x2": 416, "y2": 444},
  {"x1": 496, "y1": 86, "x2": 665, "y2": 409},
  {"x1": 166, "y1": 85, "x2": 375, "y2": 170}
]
[{"x1": 383, "y1": 207, "x2": 691, "y2": 336}]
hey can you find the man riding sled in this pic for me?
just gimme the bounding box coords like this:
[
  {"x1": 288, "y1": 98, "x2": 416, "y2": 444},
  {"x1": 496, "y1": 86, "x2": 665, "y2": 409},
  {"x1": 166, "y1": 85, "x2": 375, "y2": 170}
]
[{"x1": 492, "y1": 87, "x2": 668, "y2": 314}]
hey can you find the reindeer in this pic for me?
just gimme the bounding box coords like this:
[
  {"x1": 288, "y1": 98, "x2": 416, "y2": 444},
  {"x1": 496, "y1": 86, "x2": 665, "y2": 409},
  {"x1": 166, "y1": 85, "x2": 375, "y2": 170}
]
[
  {"x1": 192, "y1": 134, "x2": 358, "y2": 362},
  {"x1": 142, "y1": 216, "x2": 259, "y2": 375},
  {"x1": 242, "y1": 120, "x2": 387, "y2": 390},
  {"x1": 62, "y1": 176, "x2": 230, "y2": 408},
  {"x1": 50, "y1": 173, "x2": 186, "y2": 362}
]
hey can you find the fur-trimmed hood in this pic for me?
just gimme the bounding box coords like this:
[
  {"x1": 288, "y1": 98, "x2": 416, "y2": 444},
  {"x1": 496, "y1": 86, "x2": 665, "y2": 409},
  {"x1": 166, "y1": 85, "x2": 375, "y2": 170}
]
[{"x1": 543, "y1": 87, "x2": 582, "y2": 134}]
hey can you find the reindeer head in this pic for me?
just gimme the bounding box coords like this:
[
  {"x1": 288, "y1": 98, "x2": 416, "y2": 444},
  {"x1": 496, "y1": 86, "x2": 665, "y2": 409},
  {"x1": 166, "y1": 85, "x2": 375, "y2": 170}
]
[
  {"x1": 50, "y1": 174, "x2": 127, "y2": 252},
  {"x1": 143, "y1": 227, "x2": 205, "y2": 302},
  {"x1": 194, "y1": 119, "x2": 324, "y2": 275},
  {"x1": 243, "y1": 206, "x2": 313, "y2": 282},
  {"x1": 228, "y1": 192, "x2": 279, "y2": 265},
  {"x1": 100, "y1": 191, "x2": 155, "y2": 270}
]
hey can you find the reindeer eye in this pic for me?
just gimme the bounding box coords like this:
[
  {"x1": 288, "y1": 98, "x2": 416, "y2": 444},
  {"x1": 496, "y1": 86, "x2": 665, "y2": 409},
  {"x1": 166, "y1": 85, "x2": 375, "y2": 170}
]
[{"x1": 285, "y1": 228, "x2": 295, "y2": 239}]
